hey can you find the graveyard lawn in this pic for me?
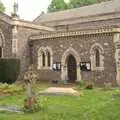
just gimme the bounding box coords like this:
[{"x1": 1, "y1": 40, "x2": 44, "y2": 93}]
[{"x1": 0, "y1": 87, "x2": 120, "y2": 120}]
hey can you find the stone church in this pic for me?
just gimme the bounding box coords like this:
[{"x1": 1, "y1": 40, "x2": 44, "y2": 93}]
[{"x1": 0, "y1": 0, "x2": 120, "y2": 85}]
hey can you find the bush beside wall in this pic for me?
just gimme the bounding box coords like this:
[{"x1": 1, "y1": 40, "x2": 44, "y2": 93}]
[{"x1": 0, "y1": 59, "x2": 20, "y2": 84}]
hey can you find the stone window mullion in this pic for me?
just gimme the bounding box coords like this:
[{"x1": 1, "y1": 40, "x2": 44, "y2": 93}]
[
  {"x1": 100, "y1": 54, "x2": 104, "y2": 67},
  {"x1": 40, "y1": 54, "x2": 42, "y2": 68},
  {"x1": 37, "y1": 55, "x2": 40, "y2": 69},
  {"x1": 38, "y1": 53, "x2": 42, "y2": 69},
  {"x1": 50, "y1": 55, "x2": 53, "y2": 68}
]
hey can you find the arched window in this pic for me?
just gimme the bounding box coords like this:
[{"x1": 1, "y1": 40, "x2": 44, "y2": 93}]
[
  {"x1": 90, "y1": 43, "x2": 104, "y2": 71},
  {"x1": 42, "y1": 52, "x2": 45, "y2": 67},
  {"x1": 46, "y1": 47, "x2": 53, "y2": 68},
  {"x1": 47, "y1": 51, "x2": 51, "y2": 67},
  {"x1": 37, "y1": 47, "x2": 46, "y2": 69},
  {"x1": 0, "y1": 32, "x2": 3, "y2": 58},
  {"x1": 37, "y1": 47, "x2": 53, "y2": 69},
  {"x1": 95, "y1": 49, "x2": 100, "y2": 67},
  {"x1": 0, "y1": 47, "x2": 2, "y2": 58}
]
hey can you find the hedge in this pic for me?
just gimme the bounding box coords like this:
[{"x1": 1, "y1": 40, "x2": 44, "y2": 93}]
[{"x1": 0, "y1": 59, "x2": 20, "y2": 84}]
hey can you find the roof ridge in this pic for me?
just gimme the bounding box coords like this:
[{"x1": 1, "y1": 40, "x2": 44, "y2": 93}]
[{"x1": 33, "y1": 0, "x2": 113, "y2": 23}]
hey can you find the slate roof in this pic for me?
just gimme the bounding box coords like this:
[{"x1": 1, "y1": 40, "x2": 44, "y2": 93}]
[
  {"x1": 0, "y1": 12, "x2": 12, "y2": 24},
  {"x1": 33, "y1": 0, "x2": 119, "y2": 24}
]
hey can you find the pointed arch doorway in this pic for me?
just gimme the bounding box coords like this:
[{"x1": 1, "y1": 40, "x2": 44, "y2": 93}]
[
  {"x1": 67, "y1": 55, "x2": 77, "y2": 83},
  {"x1": 61, "y1": 47, "x2": 81, "y2": 83}
]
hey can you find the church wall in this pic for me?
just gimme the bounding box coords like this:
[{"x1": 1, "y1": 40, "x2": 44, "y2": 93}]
[
  {"x1": 31, "y1": 33, "x2": 117, "y2": 85},
  {"x1": 16, "y1": 27, "x2": 40, "y2": 80},
  {"x1": 0, "y1": 19, "x2": 13, "y2": 58}
]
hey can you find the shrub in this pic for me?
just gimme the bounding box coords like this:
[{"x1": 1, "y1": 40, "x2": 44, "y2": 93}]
[
  {"x1": 76, "y1": 80, "x2": 94, "y2": 89},
  {"x1": 103, "y1": 82, "x2": 112, "y2": 90},
  {"x1": 23, "y1": 97, "x2": 41, "y2": 113},
  {"x1": 0, "y1": 83, "x2": 23, "y2": 95},
  {"x1": 85, "y1": 81, "x2": 94, "y2": 89},
  {"x1": 75, "y1": 80, "x2": 85, "y2": 90},
  {"x1": 23, "y1": 96, "x2": 48, "y2": 113},
  {"x1": 78, "y1": 80, "x2": 85, "y2": 87},
  {"x1": 0, "y1": 59, "x2": 20, "y2": 84}
]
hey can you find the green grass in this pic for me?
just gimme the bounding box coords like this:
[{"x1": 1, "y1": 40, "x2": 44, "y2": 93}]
[{"x1": 0, "y1": 86, "x2": 120, "y2": 120}]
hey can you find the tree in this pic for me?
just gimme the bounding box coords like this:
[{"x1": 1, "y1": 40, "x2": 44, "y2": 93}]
[
  {"x1": 0, "y1": 0, "x2": 5, "y2": 12},
  {"x1": 68, "y1": 0, "x2": 110, "y2": 9},
  {"x1": 47, "y1": 0, "x2": 68, "y2": 13},
  {"x1": 47, "y1": 0, "x2": 110, "y2": 12}
]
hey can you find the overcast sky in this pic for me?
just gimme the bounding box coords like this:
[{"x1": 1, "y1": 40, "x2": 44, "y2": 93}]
[{"x1": 2, "y1": 0, "x2": 52, "y2": 21}]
